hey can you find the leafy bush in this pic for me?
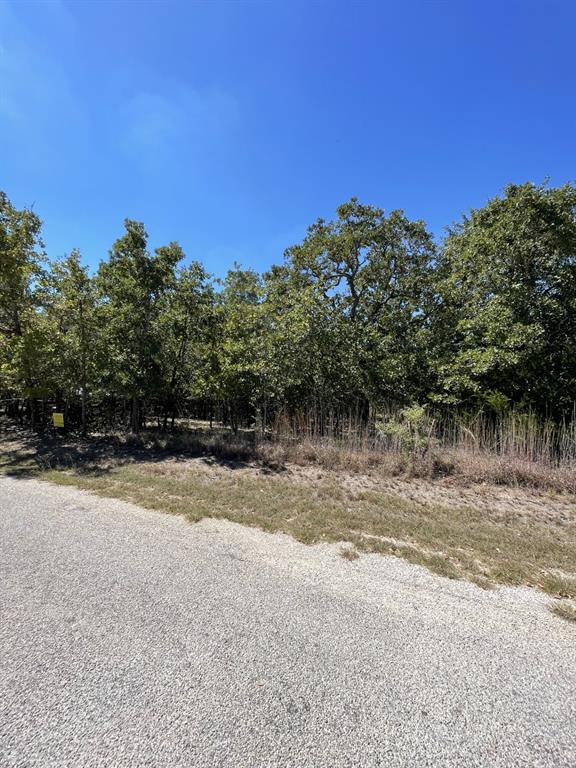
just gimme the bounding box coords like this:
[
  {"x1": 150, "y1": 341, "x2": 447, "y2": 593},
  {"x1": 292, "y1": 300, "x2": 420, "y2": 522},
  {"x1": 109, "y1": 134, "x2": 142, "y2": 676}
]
[{"x1": 376, "y1": 404, "x2": 437, "y2": 460}]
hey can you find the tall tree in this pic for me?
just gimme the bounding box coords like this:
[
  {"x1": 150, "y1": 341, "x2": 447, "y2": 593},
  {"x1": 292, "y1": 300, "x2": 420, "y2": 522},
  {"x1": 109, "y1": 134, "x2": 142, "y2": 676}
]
[
  {"x1": 216, "y1": 266, "x2": 264, "y2": 432},
  {"x1": 97, "y1": 221, "x2": 181, "y2": 432},
  {"x1": 433, "y1": 182, "x2": 576, "y2": 413},
  {"x1": 0, "y1": 192, "x2": 47, "y2": 426},
  {"x1": 285, "y1": 198, "x2": 436, "y2": 408},
  {"x1": 157, "y1": 261, "x2": 214, "y2": 428},
  {"x1": 49, "y1": 250, "x2": 96, "y2": 434}
]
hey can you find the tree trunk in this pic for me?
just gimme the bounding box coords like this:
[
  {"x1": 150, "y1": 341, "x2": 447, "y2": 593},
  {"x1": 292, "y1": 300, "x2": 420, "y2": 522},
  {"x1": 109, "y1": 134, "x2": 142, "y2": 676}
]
[
  {"x1": 80, "y1": 302, "x2": 88, "y2": 436},
  {"x1": 132, "y1": 396, "x2": 140, "y2": 434},
  {"x1": 81, "y1": 387, "x2": 87, "y2": 436}
]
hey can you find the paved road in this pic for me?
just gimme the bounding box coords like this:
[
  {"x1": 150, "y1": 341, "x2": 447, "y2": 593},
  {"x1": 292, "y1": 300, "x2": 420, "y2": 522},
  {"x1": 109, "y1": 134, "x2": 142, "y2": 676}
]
[{"x1": 1, "y1": 476, "x2": 575, "y2": 767}]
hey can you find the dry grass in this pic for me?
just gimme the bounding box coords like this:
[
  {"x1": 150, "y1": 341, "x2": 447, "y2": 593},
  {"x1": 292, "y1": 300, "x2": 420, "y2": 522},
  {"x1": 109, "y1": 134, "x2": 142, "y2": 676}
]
[
  {"x1": 339, "y1": 545, "x2": 360, "y2": 562},
  {"x1": 539, "y1": 573, "x2": 576, "y2": 599},
  {"x1": 258, "y1": 439, "x2": 576, "y2": 494},
  {"x1": 440, "y1": 451, "x2": 576, "y2": 495},
  {"x1": 8, "y1": 420, "x2": 573, "y2": 492},
  {"x1": 550, "y1": 600, "x2": 576, "y2": 623},
  {"x1": 37, "y1": 460, "x2": 576, "y2": 595},
  {"x1": 1, "y1": 426, "x2": 575, "y2": 599}
]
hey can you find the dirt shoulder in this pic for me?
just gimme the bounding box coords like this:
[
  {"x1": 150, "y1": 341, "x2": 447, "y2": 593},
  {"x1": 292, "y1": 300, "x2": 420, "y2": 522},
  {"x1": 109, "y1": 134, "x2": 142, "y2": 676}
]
[{"x1": 1, "y1": 429, "x2": 575, "y2": 611}]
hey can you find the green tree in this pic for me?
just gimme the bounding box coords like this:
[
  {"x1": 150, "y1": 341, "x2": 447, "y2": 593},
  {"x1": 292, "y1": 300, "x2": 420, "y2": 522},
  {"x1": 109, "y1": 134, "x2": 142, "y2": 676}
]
[
  {"x1": 433, "y1": 182, "x2": 576, "y2": 413},
  {"x1": 284, "y1": 198, "x2": 436, "y2": 410},
  {"x1": 157, "y1": 261, "x2": 214, "y2": 428},
  {"x1": 97, "y1": 221, "x2": 182, "y2": 432},
  {"x1": 261, "y1": 263, "x2": 335, "y2": 422},
  {"x1": 49, "y1": 250, "x2": 97, "y2": 434},
  {"x1": 0, "y1": 192, "x2": 48, "y2": 427},
  {"x1": 216, "y1": 266, "x2": 264, "y2": 432}
]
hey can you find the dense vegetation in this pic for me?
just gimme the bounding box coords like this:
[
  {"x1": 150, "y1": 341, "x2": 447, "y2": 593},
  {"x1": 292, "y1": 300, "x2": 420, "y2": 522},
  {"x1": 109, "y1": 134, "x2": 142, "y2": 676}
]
[{"x1": 1, "y1": 182, "x2": 576, "y2": 437}]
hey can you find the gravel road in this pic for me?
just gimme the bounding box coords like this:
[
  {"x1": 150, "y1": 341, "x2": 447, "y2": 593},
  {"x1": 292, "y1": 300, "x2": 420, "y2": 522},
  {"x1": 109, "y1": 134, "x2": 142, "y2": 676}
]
[{"x1": 1, "y1": 475, "x2": 575, "y2": 767}]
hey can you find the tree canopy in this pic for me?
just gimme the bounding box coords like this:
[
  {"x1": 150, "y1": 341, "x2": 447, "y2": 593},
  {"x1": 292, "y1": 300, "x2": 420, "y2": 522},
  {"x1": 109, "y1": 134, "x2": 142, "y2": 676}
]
[{"x1": 1, "y1": 182, "x2": 575, "y2": 433}]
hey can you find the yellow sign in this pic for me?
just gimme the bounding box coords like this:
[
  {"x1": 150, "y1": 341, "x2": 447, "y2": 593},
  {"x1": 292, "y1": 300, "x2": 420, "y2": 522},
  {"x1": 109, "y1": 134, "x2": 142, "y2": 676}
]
[{"x1": 52, "y1": 412, "x2": 64, "y2": 428}]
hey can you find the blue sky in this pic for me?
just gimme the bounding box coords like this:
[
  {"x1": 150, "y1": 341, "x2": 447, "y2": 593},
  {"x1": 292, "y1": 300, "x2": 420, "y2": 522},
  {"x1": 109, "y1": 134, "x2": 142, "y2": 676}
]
[{"x1": 1, "y1": 0, "x2": 575, "y2": 275}]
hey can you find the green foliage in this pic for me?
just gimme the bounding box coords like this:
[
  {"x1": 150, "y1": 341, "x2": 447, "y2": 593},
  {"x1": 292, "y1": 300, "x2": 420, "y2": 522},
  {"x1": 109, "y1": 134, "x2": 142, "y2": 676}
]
[
  {"x1": 0, "y1": 192, "x2": 47, "y2": 420},
  {"x1": 432, "y1": 182, "x2": 576, "y2": 413},
  {"x1": 285, "y1": 197, "x2": 436, "y2": 404},
  {"x1": 1, "y1": 182, "x2": 576, "y2": 433},
  {"x1": 376, "y1": 404, "x2": 436, "y2": 457},
  {"x1": 483, "y1": 390, "x2": 511, "y2": 414}
]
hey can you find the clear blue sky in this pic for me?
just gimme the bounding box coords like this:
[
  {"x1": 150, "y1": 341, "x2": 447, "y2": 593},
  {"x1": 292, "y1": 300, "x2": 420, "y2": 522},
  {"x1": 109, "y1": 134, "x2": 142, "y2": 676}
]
[{"x1": 1, "y1": 0, "x2": 575, "y2": 275}]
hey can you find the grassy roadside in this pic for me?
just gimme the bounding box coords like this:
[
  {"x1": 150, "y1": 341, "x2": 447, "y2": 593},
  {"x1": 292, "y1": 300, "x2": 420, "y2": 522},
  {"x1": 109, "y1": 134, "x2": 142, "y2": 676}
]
[{"x1": 1, "y1": 429, "x2": 575, "y2": 620}]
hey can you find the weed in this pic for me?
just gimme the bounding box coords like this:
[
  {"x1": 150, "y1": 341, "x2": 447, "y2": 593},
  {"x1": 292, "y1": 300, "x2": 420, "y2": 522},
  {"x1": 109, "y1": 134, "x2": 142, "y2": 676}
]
[
  {"x1": 540, "y1": 573, "x2": 576, "y2": 599},
  {"x1": 550, "y1": 601, "x2": 576, "y2": 624},
  {"x1": 340, "y1": 546, "x2": 360, "y2": 562}
]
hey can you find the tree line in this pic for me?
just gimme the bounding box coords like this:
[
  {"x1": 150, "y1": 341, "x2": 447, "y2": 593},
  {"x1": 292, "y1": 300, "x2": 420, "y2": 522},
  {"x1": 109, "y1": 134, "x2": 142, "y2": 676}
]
[{"x1": 1, "y1": 181, "x2": 576, "y2": 435}]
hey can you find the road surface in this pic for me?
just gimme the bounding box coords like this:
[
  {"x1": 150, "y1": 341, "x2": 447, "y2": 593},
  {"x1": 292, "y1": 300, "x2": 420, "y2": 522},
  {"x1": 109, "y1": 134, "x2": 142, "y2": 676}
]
[{"x1": 1, "y1": 475, "x2": 574, "y2": 767}]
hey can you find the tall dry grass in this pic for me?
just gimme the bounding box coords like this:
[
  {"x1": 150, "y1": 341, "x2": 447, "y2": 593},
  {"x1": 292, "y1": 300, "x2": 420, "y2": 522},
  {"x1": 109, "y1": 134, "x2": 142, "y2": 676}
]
[
  {"x1": 270, "y1": 406, "x2": 576, "y2": 461},
  {"x1": 6, "y1": 405, "x2": 576, "y2": 493},
  {"x1": 261, "y1": 407, "x2": 576, "y2": 492}
]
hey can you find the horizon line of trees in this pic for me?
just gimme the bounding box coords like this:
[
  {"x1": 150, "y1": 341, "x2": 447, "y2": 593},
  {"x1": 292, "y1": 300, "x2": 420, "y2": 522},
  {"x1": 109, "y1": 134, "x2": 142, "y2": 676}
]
[{"x1": 1, "y1": 180, "x2": 576, "y2": 436}]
